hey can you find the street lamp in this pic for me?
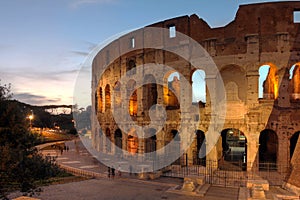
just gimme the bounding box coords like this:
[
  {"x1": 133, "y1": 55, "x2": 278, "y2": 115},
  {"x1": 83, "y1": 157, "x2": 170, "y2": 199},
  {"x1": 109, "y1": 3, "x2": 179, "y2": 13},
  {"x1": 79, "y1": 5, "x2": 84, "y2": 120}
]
[{"x1": 28, "y1": 112, "x2": 34, "y2": 129}]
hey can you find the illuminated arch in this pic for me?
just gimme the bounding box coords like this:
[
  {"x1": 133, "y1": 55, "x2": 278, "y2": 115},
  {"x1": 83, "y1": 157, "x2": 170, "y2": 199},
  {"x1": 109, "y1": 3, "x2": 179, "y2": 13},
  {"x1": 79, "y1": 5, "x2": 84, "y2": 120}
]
[
  {"x1": 127, "y1": 128, "x2": 138, "y2": 155},
  {"x1": 164, "y1": 71, "x2": 180, "y2": 108},
  {"x1": 98, "y1": 87, "x2": 103, "y2": 113},
  {"x1": 259, "y1": 64, "x2": 278, "y2": 99},
  {"x1": 127, "y1": 80, "x2": 137, "y2": 116},
  {"x1": 105, "y1": 84, "x2": 111, "y2": 111},
  {"x1": 289, "y1": 64, "x2": 300, "y2": 100}
]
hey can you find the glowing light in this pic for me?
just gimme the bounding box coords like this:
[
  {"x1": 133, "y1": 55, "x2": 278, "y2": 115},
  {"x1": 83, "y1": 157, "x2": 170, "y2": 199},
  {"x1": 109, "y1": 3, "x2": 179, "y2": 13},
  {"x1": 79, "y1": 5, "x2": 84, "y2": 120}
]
[
  {"x1": 127, "y1": 128, "x2": 138, "y2": 155},
  {"x1": 262, "y1": 65, "x2": 278, "y2": 99}
]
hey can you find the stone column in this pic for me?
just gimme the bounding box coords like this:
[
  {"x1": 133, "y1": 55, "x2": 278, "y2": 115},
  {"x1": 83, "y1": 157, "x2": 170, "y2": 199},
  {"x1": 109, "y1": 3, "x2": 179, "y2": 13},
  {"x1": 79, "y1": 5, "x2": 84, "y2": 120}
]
[
  {"x1": 204, "y1": 74, "x2": 219, "y2": 170},
  {"x1": 246, "y1": 137, "x2": 259, "y2": 172},
  {"x1": 246, "y1": 70, "x2": 259, "y2": 106},
  {"x1": 277, "y1": 129, "x2": 289, "y2": 173}
]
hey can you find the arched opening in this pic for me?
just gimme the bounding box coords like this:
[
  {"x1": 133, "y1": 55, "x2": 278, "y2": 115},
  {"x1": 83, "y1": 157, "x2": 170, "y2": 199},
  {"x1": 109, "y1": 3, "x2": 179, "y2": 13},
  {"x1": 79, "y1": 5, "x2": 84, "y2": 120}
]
[
  {"x1": 143, "y1": 74, "x2": 158, "y2": 119},
  {"x1": 193, "y1": 130, "x2": 206, "y2": 166},
  {"x1": 127, "y1": 80, "x2": 137, "y2": 117},
  {"x1": 98, "y1": 87, "x2": 103, "y2": 113},
  {"x1": 127, "y1": 128, "x2": 138, "y2": 155},
  {"x1": 105, "y1": 85, "x2": 111, "y2": 111},
  {"x1": 94, "y1": 92, "x2": 98, "y2": 112},
  {"x1": 113, "y1": 81, "x2": 121, "y2": 108},
  {"x1": 192, "y1": 70, "x2": 206, "y2": 103},
  {"x1": 114, "y1": 129, "x2": 122, "y2": 156},
  {"x1": 126, "y1": 59, "x2": 136, "y2": 75},
  {"x1": 145, "y1": 128, "x2": 157, "y2": 154},
  {"x1": 259, "y1": 129, "x2": 278, "y2": 171},
  {"x1": 220, "y1": 65, "x2": 246, "y2": 102},
  {"x1": 259, "y1": 64, "x2": 278, "y2": 99},
  {"x1": 225, "y1": 82, "x2": 241, "y2": 101},
  {"x1": 145, "y1": 135, "x2": 157, "y2": 153},
  {"x1": 220, "y1": 128, "x2": 247, "y2": 171},
  {"x1": 289, "y1": 64, "x2": 300, "y2": 100},
  {"x1": 290, "y1": 132, "x2": 300, "y2": 161},
  {"x1": 164, "y1": 72, "x2": 180, "y2": 109},
  {"x1": 105, "y1": 128, "x2": 111, "y2": 153},
  {"x1": 171, "y1": 130, "x2": 181, "y2": 165}
]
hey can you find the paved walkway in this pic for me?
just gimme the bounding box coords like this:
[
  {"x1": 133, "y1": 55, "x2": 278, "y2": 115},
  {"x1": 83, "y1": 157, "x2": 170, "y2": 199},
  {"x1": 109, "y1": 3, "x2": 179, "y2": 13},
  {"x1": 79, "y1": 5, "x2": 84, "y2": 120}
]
[
  {"x1": 33, "y1": 138, "x2": 242, "y2": 199},
  {"x1": 34, "y1": 138, "x2": 300, "y2": 200},
  {"x1": 40, "y1": 138, "x2": 186, "y2": 183}
]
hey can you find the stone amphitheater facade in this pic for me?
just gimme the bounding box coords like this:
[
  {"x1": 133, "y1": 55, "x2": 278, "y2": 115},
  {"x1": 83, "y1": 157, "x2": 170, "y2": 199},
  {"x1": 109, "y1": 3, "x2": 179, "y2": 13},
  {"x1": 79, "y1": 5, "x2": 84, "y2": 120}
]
[{"x1": 91, "y1": 1, "x2": 300, "y2": 177}]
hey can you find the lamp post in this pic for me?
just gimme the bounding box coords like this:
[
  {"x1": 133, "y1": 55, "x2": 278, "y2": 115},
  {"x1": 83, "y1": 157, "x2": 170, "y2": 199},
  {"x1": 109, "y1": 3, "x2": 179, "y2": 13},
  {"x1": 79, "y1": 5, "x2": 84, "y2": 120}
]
[{"x1": 28, "y1": 111, "x2": 34, "y2": 129}]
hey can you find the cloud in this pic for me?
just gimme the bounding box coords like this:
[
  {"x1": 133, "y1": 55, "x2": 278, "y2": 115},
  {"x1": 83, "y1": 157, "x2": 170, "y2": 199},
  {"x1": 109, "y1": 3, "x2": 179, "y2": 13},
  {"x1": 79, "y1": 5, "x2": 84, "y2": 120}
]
[
  {"x1": 70, "y1": 0, "x2": 117, "y2": 9},
  {"x1": 0, "y1": 67, "x2": 78, "y2": 106},
  {"x1": 13, "y1": 92, "x2": 62, "y2": 105},
  {"x1": 71, "y1": 50, "x2": 90, "y2": 57}
]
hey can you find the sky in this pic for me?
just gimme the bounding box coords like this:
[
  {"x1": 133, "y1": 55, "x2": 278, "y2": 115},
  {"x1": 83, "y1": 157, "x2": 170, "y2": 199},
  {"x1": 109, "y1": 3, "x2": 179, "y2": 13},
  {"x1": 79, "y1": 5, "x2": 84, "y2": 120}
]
[{"x1": 0, "y1": 0, "x2": 297, "y2": 107}]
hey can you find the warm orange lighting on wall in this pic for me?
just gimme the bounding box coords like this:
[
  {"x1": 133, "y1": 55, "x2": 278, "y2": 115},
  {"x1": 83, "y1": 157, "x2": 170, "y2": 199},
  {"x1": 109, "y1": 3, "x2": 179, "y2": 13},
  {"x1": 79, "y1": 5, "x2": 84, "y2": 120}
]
[
  {"x1": 129, "y1": 90, "x2": 137, "y2": 116},
  {"x1": 98, "y1": 87, "x2": 103, "y2": 112},
  {"x1": 164, "y1": 76, "x2": 180, "y2": 106},
  {"x1": 292, "y1": 65, "x2": 300, "y2": 94},
  {"x1": 127, "y1": 128, "x2": 138, "y2": 155},
  {"x1": 127, "y1": 136, "x2": 138, "y2": 154},
  {"x1": 263, "y1": 66, "x2": 279, "y2": 99}
]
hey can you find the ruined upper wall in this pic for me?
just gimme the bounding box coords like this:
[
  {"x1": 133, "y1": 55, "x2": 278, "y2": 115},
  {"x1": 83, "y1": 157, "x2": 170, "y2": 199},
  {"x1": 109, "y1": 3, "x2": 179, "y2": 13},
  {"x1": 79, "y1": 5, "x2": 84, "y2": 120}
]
[{"x1": 149, "y1": 1, "x2": 300, "y2": 56}]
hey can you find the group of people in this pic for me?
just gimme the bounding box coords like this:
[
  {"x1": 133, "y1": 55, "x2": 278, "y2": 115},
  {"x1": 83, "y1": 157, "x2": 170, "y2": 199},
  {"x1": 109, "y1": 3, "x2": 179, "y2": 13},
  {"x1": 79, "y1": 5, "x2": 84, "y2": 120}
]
[{"x1": 107, "y1": 165, "x2": 122, "y2": 179}]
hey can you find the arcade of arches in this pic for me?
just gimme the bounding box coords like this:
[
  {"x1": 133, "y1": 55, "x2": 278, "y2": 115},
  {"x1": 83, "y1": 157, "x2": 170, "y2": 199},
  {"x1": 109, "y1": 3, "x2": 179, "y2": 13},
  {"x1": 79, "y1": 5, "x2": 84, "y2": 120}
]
[
  {"x1": 94, "y1": 58, "x2": 300, "y2": 172},
  {"x1": 92, "y1": 2, "x2": 300, "y2": 173}
]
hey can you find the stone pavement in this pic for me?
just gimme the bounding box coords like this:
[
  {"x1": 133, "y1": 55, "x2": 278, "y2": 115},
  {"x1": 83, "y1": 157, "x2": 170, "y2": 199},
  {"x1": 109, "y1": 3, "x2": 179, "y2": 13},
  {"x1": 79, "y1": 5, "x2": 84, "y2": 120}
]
[
  {"x1": 35, "y1": 138, "x2": 300, "y2": 200},
  {"x1": 35, "y1": 138, "x2": 243, "y2": 199}
]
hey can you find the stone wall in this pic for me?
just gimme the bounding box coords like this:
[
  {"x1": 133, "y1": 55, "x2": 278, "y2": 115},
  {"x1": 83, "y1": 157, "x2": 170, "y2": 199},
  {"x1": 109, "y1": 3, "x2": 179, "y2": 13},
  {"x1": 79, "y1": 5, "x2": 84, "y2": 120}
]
[{"x1": 91, "y1": 1, "x2": 300, "y2": 178}]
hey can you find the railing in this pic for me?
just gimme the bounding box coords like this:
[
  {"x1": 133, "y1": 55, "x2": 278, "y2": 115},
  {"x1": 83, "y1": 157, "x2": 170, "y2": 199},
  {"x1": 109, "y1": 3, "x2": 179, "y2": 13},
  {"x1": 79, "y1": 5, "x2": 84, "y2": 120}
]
[
  {"x1": 58, "y1": 164, "x2": 107, "y2": 179},
  {"x1": 162, "y1": 160, "x2": 295, "y2": 187}
]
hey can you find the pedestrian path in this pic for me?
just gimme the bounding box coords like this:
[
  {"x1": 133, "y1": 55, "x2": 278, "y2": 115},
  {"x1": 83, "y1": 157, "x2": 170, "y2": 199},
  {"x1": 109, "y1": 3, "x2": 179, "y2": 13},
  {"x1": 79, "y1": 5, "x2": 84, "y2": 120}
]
[
  {"x1": 40, "y1": 138, "x2": 179, "y2": 185},
  {"x1": 37, "y1": 138, "x2": 298, "y2": 200}
]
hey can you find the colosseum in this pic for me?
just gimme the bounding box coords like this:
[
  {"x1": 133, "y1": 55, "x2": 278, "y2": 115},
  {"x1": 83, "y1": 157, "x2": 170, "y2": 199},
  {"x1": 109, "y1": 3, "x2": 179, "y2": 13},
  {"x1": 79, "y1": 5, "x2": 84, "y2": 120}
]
[{"x1": 91, "y1": 1, "x2": 300, "y2": 189}]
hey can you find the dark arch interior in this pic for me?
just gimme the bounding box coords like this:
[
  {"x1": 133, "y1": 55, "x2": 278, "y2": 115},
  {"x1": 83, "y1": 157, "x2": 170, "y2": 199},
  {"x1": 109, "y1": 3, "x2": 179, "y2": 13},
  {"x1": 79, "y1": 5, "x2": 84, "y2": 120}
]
[
  {"x1": 220, "y1": 128, "x2": 247, "y2": 171},
  {"x1": 114, "y1": 129, "x2": 122, "y2": 156},
  {"x1": 290, "y1": 132, "x2": 300, "y2": 160},
  {"x1": 105, "y1": 128, "x2": 111, "y2": 153},
  {"x1": 169, "y1": 130, "x2": 181, "y2": 165},
  {"x1": 145, "y1": 128, "x2": 157, "y2": 154},
  {"x1": 171, "y1": 129, "x2": 180, "y2": 141},
  {"x1": 142, "y1": 74, "x2": 158, "y2": 120},
  {"x1": 193, "y1": 130, "x2": 206, "y2": 166},
  {"x1": 259, "y1": 129, "x2": 278, "y2": 170}
]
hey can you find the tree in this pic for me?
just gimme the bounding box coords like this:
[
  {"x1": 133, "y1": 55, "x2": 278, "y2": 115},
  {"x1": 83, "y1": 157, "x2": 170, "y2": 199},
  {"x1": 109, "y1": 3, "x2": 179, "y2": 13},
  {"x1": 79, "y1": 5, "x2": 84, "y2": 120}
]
[{"x1": 0, "y1": 82, "x2": 65, "y2": 199}]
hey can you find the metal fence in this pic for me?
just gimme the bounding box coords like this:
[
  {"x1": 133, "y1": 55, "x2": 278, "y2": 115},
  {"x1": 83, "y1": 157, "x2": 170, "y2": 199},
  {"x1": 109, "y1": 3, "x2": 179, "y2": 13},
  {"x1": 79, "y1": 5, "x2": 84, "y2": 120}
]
[{"x1": 162, "y1": 160, "x2": 293, "y2": 188}]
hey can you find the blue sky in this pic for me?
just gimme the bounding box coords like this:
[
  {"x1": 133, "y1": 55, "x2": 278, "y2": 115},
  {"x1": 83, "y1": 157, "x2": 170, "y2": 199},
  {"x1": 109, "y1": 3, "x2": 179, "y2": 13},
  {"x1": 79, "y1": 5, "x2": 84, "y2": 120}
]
[{"x1": 0, "y1": 0, "x2": 296, "y2": 106}]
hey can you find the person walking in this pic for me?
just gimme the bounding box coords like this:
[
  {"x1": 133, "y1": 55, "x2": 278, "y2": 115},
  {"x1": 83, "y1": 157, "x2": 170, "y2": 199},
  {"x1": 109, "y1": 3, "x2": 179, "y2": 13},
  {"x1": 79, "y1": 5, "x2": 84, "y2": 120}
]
[
  {"x1": 111, "y1": 167, "x2": 115, "y2": 179},
  {"x1": 107, "y1": 166, "x2": 111, "y2": 179},
  {"x1": 117, "y1": 165, "x2": 121, "y2": 177}
]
